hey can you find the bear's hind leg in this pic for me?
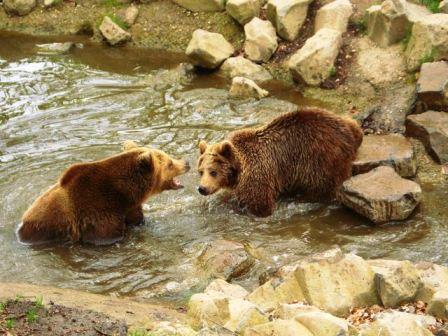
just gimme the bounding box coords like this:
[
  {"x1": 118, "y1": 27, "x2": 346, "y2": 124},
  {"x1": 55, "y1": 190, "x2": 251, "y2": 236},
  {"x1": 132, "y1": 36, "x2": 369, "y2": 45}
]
[{"x1": 81, "y1": 214, "x2": 125, "y2": 245}]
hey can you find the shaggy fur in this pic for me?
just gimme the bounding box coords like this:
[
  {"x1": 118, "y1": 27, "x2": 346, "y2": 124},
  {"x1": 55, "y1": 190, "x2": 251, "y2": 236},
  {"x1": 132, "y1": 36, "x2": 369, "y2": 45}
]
[
  {"x1": 197, "y1": 108, "x2": 363, "y2": 217},
  {"x1": 18, "y1": 141, "x2": 189, "y2": 245}
]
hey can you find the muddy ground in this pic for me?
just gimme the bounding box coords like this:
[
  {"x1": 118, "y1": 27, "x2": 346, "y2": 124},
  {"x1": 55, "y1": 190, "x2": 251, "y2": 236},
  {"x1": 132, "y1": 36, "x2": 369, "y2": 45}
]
[{"x1": 0, "y1": 299, "x2": 127, "y2": 336}]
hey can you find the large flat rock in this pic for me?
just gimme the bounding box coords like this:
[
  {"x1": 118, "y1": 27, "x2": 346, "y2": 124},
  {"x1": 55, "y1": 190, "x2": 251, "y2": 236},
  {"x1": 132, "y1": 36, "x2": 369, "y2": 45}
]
[
  {"x1": 369, "y1": 259, "x2": 422, "y2": 308},
  {"x1": 365, "y1": 0, "x2": 409, "y2": 48},
  {"x1": 186, "y1": 29, "x2": 235, "y2": 69},
  {"x1": 406, "y1": 111, "x2": 448, "y2": 164},
  {"x1": 315, "y1": 0, "x2": 353, "y2": 34},
  {"x1": 339, "y1": 166, "x2": 422, "y2": 223},
  {"x1": 406, "y1": 14, "x2": 448, "y2": 71},
  {"x1": 359, "y1": 311, "x2": 434, "y2": 336},
  {"x1": 267, "y1": 0, "x2": 313, "y2": 41},
  {"x1": 294, "y1": 247, "x2": 379, "y2": 317},
  {"x1": 353, "y1": 134, "x2": 417, "y2": 177},
  {"x1": 288, "y1": 28, "x2": 342, "y2": 86},
  {"x1": 417, "y1": 61, "x2": 448, "y2": 112},
  {"x1": 415, "y1": 262, "x2": 448, "y2": 303},
  {"x1": 218, "y1": 56, "x2": 273, "y2": 83}
]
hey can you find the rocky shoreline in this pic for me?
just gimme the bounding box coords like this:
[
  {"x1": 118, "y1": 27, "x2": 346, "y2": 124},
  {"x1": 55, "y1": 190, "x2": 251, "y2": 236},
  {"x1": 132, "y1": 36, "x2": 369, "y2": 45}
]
[{"x1": 4, "y1": 247, "x2": 448, "y2": 335}]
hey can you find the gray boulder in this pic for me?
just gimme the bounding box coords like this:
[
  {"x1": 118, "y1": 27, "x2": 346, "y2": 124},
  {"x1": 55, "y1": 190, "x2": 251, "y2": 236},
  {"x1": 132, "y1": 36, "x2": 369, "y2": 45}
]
[
  {"x1": 416, "y1": 61, "x2": 448, "y2": 111},
  {"x1": 99, "y1": 16, "x2": 131, "y2": 46},
  {"x1": 218, "y1": 56, "x2": 273, "y2": 83},
  {"x1": 196, "y1": 239, "x2": 255, "y2": 281},
  {"x1": 116, "y1": 5, "x2": 139, "y2": 27},
  {"x1": 288, "y1": 28, "x2": 342, "y2": 86},
  {"x1": 365, "y1": 0, "x2": 410, "y2": 48},
  {"x1": 415, "y1": 262, "x2": 448, "y2": 303},
  {"x1": 406, "y1": 111, "x2": 448, "y2": 164},
  {"x1": 245, "y1": 319, "x2": 314, "y2": 336},
  {"x1": 247, "y1": 272, "x2": 305, "y2": 311},
  {"x1": 3, "y1": 0, "x2": 36, "y2": 15},
  {"x1": 441, "y1": 0, "x2": 448, "y2": 13},
  {"x1": 353, "y1": 134, "x2": 417, "y2": 177},
  {"x1": 427, "y1": 291, "x2": 448, "y2": 319},
  {"x1": 406, "y1": 14, "x2": 448, "y2": 71},
  {"x1": 339, "y1": 166, "x2": 422, "y2": 223},
  {"x1": 229, "y1": 77, "x2": 269, "y2": 99},
  {"x1": 186, "y1": 29, "x2": 235, "y2": 69},
  {"x1": 294, "y1": 247, "x2": 379, "y2": 317},
  {"x1": 244, "y1": 17, "x2": 278, "y2": 63},
  {"x1": 369, "y1": 259, "x2": 422, "y2": 308},
  {"x1": 315, "y1": 0, "x2": 353, "y2": 34},
  {"x1": 267, "y1": 0, "x2": 313, "y2": 41},
  {"x1": 359, "y1": 311, "x2": 434, "y2": 336},
  {"x1": 226, "y1": 0, "x2": 261, "y2": 25}
]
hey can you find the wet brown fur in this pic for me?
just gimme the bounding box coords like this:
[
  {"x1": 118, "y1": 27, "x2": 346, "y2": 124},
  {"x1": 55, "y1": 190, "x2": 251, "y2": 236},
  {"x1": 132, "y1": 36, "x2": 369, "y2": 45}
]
[
  {"x1": 18, "y1": 141, "x2": 189, "y2": 245},
  {"x1": 197, "y1": 107, "x2": 363, "y2": 217}
]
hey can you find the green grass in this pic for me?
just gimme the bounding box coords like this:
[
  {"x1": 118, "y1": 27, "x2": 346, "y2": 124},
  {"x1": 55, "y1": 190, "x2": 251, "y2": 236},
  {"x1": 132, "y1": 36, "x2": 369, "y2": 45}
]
[
  {"x1": 328, "y1": 66, "x2": 337, "y2": 78},
  {"x1": 14, "y1": 294, "x2": 24, "y2": 303},
  {"x1": 103, "y1": 0, "x2": 123, "y2": 8},
  {"x1": 35, "y1": 295, "x2": 44, "y2": 308},
  {"x1": 420, "y1": 0, "x2": 441, "y2": 12},
  {"x1": 419, "y1": 48, "x2": 438, "y2": 66},
  {"x1": 5, "y1": 318, "x2": 14, "y2": 329},
  {"x1": 352, "y1": 18, "x2": 367, "y2": 35},
  {"x1": 0, "y1": 302, "x2": 5, "y2": 313},
  {"x1": 107, "y1": 13, "x2": 129, "y2": 30},
  {"x1": 401, "y1": 26, "x2": 413, "y2": 49},
  {"x1": 26, "y1": 309, "x2": 38, "y2": 323}
]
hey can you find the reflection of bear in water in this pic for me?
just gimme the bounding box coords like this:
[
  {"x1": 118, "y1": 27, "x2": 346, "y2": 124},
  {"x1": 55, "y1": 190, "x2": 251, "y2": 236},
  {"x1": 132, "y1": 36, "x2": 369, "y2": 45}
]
[
  {"x1": 18, "y1": 141, "x2": 189, "y2": 245},
  {"x1": 197, "y1": 108, "x2": 363, "y2": 217}
]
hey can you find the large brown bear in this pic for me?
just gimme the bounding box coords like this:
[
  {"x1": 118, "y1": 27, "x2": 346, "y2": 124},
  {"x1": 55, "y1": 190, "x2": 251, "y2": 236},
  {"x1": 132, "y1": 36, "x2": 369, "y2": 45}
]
[
  {"x1": 197, "y1": 108, "x2": 363, "y2": 217},
  {"x1": 18, "y1": 141, "x2": 190, "y2": 245}
]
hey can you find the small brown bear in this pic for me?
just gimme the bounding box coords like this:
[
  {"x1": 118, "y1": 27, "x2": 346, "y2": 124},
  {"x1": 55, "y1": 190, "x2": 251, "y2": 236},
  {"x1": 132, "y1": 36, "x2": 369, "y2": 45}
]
[
  {"x1": 197, "y1": 108, "x2": 363, "y2": 217},
  {"x1": 18, "y1": 141, "x2": 190, "y2": 245}
]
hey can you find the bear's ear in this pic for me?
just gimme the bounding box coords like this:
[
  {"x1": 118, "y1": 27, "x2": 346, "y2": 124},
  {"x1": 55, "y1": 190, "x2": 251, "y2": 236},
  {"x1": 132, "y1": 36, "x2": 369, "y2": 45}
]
[
  {"x1": 217, "y1": 141, "x2": 233, "y2": 160},
  {"x1": 199, "y1": 140, "x2": 208, "y2": 155},
  {"x1": 138, "y1": 151, "x2": 153, "y2": 172},
  {"x1": 123, "y1": 140, "x2": 138, "y2": 151}
]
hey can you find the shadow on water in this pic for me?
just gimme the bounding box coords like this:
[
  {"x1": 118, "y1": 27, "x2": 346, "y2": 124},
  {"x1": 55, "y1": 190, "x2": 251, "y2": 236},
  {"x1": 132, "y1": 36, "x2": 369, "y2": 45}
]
[{"x1": 0, "y1": 31, "x2": 447, "y2": 305}]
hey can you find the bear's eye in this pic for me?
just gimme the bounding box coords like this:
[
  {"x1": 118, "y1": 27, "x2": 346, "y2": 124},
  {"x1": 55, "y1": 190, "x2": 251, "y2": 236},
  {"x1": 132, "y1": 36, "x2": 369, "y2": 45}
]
[
  {"x1": 168, "y1": 161, "x2": 174, "y2": 169},
  {"x1": 210, "y1": 171, "x2": 217, "y2": 177}
]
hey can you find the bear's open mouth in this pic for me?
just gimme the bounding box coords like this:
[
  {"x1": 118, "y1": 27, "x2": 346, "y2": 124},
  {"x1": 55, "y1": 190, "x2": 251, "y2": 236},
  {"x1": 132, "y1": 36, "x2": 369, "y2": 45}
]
[{"x1": 170, "y1": 178, "x2": 183, "y2": 190}]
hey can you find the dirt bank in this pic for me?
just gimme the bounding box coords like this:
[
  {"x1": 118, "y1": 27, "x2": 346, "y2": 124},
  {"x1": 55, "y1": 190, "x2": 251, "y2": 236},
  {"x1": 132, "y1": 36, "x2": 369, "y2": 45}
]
[{"x1": 0, "y1": 283, "x2": 188, "y2": 333}]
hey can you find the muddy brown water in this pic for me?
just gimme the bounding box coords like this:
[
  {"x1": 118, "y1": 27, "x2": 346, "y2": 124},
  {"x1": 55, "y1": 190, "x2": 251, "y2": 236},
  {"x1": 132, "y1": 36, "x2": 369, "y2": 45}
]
[{"x1": 1, "y1": 32, "x2": 447, "y2": 305}]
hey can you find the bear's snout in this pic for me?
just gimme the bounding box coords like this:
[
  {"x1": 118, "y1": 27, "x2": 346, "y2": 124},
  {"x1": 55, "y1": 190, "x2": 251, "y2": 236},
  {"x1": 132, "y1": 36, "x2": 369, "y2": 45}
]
[{"x1": 198, "y1": 186, "x2": 209, "y2": 196}]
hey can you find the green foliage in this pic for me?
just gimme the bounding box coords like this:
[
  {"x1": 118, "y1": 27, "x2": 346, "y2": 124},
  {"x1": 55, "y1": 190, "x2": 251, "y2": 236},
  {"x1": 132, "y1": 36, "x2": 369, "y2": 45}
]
[
  {"x1": 26, "y1": 309, "x2": 38, "y2": 323},
  {"x1": 420, "y1": 0, "x2": 441, "y2": 13},
  {"x1": 328, "y1": 66, "x2": 337, "y2": 78},
  {"x1": 14, "y1": 294, "x2": 24, "y2": 302},
  {"x1": 401, "y1": 26, "x2": 412, "y2": 49},
  {"x1": 0, "y1": 302, "x2": 5, "y2": 313},
  {"x1": 35, "y1": 295, "x2": 44, "y2": 308},
  {"x1": 419, "y1": 48, "x2": 438, "y2": 66},
  {"x1": 107, "y1": 14, "x2": 129, "y2": 30},
  {"x1": 352, "y1": 18, "x2": 367, "y2": 35},
  {"x1": 5, "y1": 318, "x2": 14, "y2": 329},
  {"x1": 103, "y1": 0, "x2": 122, "y2": 8}
]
